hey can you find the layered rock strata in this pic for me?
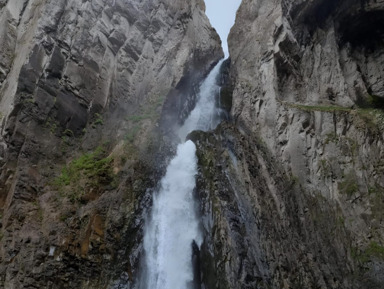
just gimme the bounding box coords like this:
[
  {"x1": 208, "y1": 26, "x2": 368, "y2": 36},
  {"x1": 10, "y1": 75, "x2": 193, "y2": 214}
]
[
  {"x1": 0, "y1": 0, "x2": 223, "y2": 288},
  {"x1": 195, "y1": 0, "x2": 384, "y2": 288}
]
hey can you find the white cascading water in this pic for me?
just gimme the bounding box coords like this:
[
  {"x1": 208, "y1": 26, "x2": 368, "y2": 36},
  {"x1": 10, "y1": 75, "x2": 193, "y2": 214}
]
[{"x1": 141, "y1": 60, "x2": 224, "y2": 289}]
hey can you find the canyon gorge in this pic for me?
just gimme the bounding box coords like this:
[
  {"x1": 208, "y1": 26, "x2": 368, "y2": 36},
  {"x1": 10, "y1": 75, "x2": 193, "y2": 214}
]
[{"x1": 0, "y1": 0, "x2": 384, "y2": 288}]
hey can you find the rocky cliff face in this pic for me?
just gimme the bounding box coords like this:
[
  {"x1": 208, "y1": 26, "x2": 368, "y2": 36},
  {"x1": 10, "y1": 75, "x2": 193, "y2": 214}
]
[
  {"x1": 0, "y1": 0, "x2": 223, "y2": 288},
  {"x1": 2, "y1": 0, "x2": 384, "y2": 288},
  {"x1": 195, "y1": 0, "x2": 384, "y2": 288}
]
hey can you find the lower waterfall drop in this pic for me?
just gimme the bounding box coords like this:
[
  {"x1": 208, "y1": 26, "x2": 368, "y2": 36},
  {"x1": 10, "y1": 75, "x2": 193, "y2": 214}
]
[{"x1": 141, "y1": 60, "x2": 224, "y2": 289}]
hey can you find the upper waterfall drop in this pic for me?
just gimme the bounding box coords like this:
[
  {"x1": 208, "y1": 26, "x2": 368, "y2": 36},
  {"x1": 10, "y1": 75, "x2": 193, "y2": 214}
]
[
  {"x1": 140, "y1": 60, "x2": 224, "y2": 289},
  {"x1": 178, "y1": 60, "x2": 224, "y2": 141}
]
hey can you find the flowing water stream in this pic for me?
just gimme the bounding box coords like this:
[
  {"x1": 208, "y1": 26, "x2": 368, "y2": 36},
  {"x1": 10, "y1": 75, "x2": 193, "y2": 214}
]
[{"x1": 140, "y1": 60, "x2": 224, "y2": 289}]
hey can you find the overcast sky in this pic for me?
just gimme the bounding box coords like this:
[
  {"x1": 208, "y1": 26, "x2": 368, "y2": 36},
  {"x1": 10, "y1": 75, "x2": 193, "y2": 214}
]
[{"x1": 204, "y1": 0, "x2": 241, "y2": 57}]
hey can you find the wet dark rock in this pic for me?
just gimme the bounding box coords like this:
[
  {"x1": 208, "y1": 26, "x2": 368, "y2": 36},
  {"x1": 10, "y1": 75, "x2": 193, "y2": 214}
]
[
  {"x1": 217, "y1": 59, "x2": 233, "y2": 117},
  {"x1": 192, "y1": 240, "x2": 202, "y2": 289},
  {"x1": 46, "y1": 46, "x2": 66, "y2": 79},
  {"x1": 194, "y1": 123, "x2": 355, "y2": 289}
]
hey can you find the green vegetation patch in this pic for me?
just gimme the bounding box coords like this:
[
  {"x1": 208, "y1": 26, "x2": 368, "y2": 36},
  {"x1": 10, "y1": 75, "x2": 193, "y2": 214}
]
[
  {"x1": 285, "y1": 103, "x2": 352, "y2": 113},
  {"x1": 283, "y1": 101, "x2": 384, "y2": 131},
  {"x1": 356, "y1": 108, "x2": 384, "y2": 131},
  {"x1": 324, "y1": 132, "x2": 338, "y2": 145},
  {"x1": 45, "y1": 117, "x2": 58, "y2": 134},
  {"x1": 366, "y1": 242, "x2": 384, "y2": 259},
  {"x1": 338, "y1": 172, "x2": 359, "y2": 196},
  {"x1": 123, "y1": 95, "x2": 166, "y2": 145},
  {"x1": 369, "y1": 184, "x2": 384, "y2": 219},
  {"x1": 125, "y1": 125, "x2": 141, "y2": 143},
  {"x1": 54, "y1": 146, "x2": 116, "y2": 202},
  {"x1": 93, "y1": 113, "x2": 104, "y2": 126},
  {"x1": 353, "y1": 241, "x2": 384, "y2": 263},
  {"x1": 319, "y1": 158, "x2": 332, "y2": 177},
  {"x1": 126, "y1": 95, "x2": 165, "y2": 123},
  {"x1": 63, "y1": 129, "x2": 74, "y2": 137}
]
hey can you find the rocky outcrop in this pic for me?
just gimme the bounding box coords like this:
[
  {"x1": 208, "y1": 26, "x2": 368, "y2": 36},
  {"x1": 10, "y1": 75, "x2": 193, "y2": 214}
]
[
  {"x1": 0, "y1": 0, "x2": 223, "y2": 288},
  {"x1": 193, "y1": 123, "x2": 354, "y2": 288},
  {"x1": 3, "y1": 0, "x2": 384, "y2": 287},
  {"x1": 194, "y1": 0, "x2": 384, "y2": 288}
]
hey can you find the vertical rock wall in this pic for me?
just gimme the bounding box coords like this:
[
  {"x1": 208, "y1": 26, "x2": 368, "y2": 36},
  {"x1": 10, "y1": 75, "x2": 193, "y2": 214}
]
[
  {"x1": 0, "y1": 0, "x2": 223, "y2": 288},
  {"x1": 195, "y1": 0, "x2": 384, "y2": 288}
]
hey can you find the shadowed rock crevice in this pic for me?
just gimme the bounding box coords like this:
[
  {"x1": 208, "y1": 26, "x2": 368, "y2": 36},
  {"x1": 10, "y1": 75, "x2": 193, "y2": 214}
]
[{"x1": 338, "y1": 10, "x2": 384, "y2": 50}]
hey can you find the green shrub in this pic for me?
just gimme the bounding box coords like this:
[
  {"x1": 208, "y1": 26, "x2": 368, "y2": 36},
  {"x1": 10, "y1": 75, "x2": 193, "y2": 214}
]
[
  {"x1": 338, "y1": 172, "x2": 359, "y2": 196},
  {"x1": 338, "y1": 180, "x2": 359, "y2": 196},
  {"x1": 54, "y1": 146, "x2": 115, "y2": 202},
  {"x1": 94, "y1": 113, "x2": 104, "y2": 125},
  {"x1": 324, "y1": 132, "x2": 338, "y2": 145},
  {"x1": 63, "y1": 129, "x2": 74, "y2": 137},
  {"x1": 45, "y1": 118, "x2": 58, "y2": 134},
  {"x1": 366, "y1": 242, "x2": 384, "y2": 259}
]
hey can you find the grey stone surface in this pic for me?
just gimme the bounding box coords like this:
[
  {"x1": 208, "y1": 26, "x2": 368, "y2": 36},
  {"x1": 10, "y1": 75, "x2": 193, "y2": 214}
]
[
  {"x1": 0, "y1": 0, "x2": 223, "y2": 288},
  {"x1": 2, "y1": 0, "x2": 384, "y2": 288},
  {"x1": 193, "y1": 0, "x2": 384, "y2": 288}
]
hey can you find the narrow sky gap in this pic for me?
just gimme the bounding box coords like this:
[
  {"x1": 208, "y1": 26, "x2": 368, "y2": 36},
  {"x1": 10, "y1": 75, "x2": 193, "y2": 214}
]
[{"x1": 204, "y1": 0, "x2": 241, "y2": 57}]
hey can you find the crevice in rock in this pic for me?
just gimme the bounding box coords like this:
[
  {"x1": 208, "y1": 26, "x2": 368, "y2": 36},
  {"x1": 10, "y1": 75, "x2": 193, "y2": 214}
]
[{"x1": 338, "y1": 10, "x2": 384, "y2": 50}]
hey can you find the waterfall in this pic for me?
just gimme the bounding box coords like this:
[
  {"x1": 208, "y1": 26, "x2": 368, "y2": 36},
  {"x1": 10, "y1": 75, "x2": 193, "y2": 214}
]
[
  {"x1": 140, "y1": 60, "x2": 224, "y2": 289},
  {"x1": 177, "y1": 61, "x2": 224, "y2": 141}
]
